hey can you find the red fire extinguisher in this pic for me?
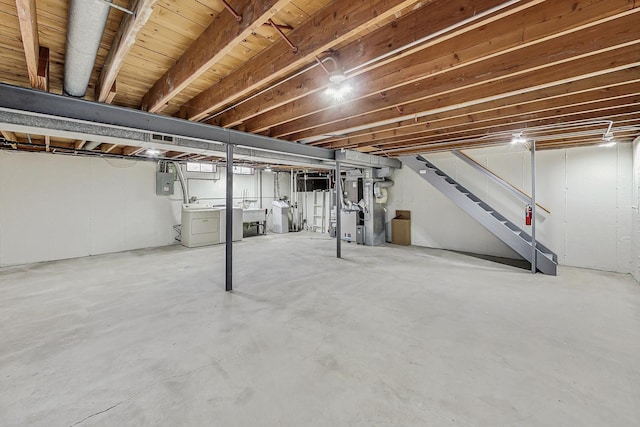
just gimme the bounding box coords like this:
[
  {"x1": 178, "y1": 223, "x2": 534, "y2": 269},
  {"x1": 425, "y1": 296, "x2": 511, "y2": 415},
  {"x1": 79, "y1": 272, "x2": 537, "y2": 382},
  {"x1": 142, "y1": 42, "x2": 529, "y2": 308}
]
[{"x1": 525, "y1": 204, "x2": 532, "y2": 226}]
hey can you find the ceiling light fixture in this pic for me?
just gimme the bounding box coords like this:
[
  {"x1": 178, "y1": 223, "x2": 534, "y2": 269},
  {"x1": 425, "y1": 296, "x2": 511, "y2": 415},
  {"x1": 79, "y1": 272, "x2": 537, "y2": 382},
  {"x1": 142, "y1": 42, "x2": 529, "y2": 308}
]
[
  {"x1": 317, "y1": 56, "x2": 352, "y2": 102},
  {"x1": 599, "y1": 131, "x2": 616, "y2": 147},
  {"x1": 324, "y1": 84, "x2": 352, "y2": 101},
  {"x1": 511, "y1": 132, "x2": 526, "y2": 145},
  {"x1": 146, "y1": 148, "x2": 161, "y2": 157},
  {"x1": 264, "y1": 166, "x2": 272, "y2": 172}
]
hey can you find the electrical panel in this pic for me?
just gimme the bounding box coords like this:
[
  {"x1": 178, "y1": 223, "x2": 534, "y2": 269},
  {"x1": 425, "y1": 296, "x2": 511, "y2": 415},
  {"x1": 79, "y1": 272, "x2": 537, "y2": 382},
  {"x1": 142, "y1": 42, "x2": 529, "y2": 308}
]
[{"x1": 156, "y1": 172, "x2": 174, "y2": 196}]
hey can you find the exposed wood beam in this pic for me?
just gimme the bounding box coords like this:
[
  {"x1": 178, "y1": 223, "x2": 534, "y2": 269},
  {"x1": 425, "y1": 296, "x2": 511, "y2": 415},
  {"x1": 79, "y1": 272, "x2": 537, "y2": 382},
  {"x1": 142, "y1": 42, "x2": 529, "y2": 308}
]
[
  {"x1": 271, "y1": 6, "x2": 640, "y2": 139},
  {"x1": 1, "y1": 130, "x2": 17, "y2": 141},
  {"x1": 142, "y1": 0, "x2": 290, "y2": 113},
  {"x1": 74, "y1": 140, "x2": 86, "y2": 150},
  {"x1": 36, "y1": 46, "x2": 49, "y2": 92},
  {"x1": 180, "y1": 0, "x2": 425, "y2": 121},
  {"x1": 15, "y1": 0, "x2": 42, "y2": 89},
  {"x1": 283, "y1": 41, "x2": 640, "y2": 142},
  {"x1": 324, "y1": 83, "x2": 640, "y2": 149},
  {"x1": 123, "y1": 146, "x2": 146, "y2": 156},
  {"x1": 374, "y1": 111, "x2": 640, "y2": 155},
  {"x1": 96, "y1": 0, "x2": 158, "y2": 103},
  {"x1": 211, "y1": 0, "x2": 544, "y2": 128},
  {"x1": 315, "y1": 69, "x2": 640, "y2": 147},
  {"x1": 104, "y1": 82, "x2": 117, "y2": 104},
  {"x1": 102, "y1": 144, "x2": 119, "y2": 153},
  {"x1": 367, "y1": 103, "x2": 640, "y2": 152},
  {"x1": 44, "y1": 135, "x2": 50, "y2": 152}
]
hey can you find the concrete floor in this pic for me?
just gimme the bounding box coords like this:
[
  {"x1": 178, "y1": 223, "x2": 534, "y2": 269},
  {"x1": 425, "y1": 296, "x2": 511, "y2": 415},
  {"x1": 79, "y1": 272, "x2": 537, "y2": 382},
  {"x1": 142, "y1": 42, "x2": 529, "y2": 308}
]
[{"x1": 1, "y1": 233, "x2": 639, "y2": 426}]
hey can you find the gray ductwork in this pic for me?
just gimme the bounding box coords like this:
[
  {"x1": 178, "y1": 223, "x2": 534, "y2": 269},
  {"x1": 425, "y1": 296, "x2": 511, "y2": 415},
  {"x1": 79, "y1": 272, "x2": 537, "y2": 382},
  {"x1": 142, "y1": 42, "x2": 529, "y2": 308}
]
[
  {"x1": 374, "y1": 180, "x2": 393, "y2": 204},
  {"x1": 373, "y1": 180, "x2": 393, "y2": 198},
  {"x1": 64, "y1": 0, "x2": 112, "y2": 97}
]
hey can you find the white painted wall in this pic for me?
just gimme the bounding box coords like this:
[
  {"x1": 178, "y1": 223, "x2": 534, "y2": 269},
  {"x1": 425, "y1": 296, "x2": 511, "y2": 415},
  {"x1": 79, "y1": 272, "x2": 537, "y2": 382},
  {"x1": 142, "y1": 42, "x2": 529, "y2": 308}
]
[
  {"x1": 0, "y1": 151, "x2": 291, "y2": 266},
  {"x1": 0, "y1": 151, "x2": 178, "y2": 266},
  {"x1": 387, "y1": 143, "x2": 633, "y2": 273},
  {"x1": 186, "y1": 167, "x2": 292, "y2": 231}
]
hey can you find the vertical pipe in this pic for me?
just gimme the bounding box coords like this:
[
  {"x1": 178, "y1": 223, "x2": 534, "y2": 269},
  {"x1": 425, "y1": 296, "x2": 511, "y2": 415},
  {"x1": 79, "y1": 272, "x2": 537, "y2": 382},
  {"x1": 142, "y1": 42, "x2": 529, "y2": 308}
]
[
  {"x1": 226, "y1": 143, "x2": 233, "y2": 291},
  {"x1": 530, "y1": 140, "x2": 537, "y2": 274},
  {"x1": 258, "y1": 170, "x2": 263, "y2": 208},
  {"x1": 336, "y1": 161, "x2": 342, "y2": 258},
  {"x1": 304, "y1": 174, "x2": 308, "y2": 230}
]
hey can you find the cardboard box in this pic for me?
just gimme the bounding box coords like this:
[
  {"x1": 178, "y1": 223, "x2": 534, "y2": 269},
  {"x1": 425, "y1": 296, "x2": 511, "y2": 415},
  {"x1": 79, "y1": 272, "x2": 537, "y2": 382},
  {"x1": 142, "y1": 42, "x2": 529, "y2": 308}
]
[{"x1": 391, "y1": 210, "x2": 411, "y2": 245}]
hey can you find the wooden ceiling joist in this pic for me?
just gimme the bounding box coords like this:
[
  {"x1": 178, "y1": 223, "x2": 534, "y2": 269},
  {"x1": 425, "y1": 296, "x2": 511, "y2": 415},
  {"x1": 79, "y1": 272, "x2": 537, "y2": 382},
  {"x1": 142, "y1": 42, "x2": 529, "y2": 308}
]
[
  {"x1": 15, "y1": 0, "x2": 47, "y2": 91},
  {"x1": 97, "y1": 0, "x2": 158, "y2": 103},
  {"x1": 141, "y1": 0, "x2": 291, "y2": 113},
  {"x1": 323, "y1": 85, "x2": 640, "y2": 149},
  {"x1": 283, "y1": 41, "x2": 640, "y2": 142},
  {"x1": 209, "y1": 0, "x2": 531, "y2": 128},
  {"x1": 367, "y1": 107, "x2": 640, "y2": 154},
  {"x1": 268, "y1": 6, "x2": 640, "y2": 139},
  {"x1": 1, "y1": 130, "x2": 17, "y2": 141},
  {"x1": 314, "y1": 69, "x2": 640, "y2": 147},
  {"x1": 1, "y1": 0, "x2": 639, "y2": 154},
  {"x1": 37, "y1": 46, "x2": 49, "y2": 92},
  {"x1": 123, "y1": 146, "x2": 146, "y2": 156},
  {"x1": 179, "y1": 0, "x2": 425, "y2": 122}
]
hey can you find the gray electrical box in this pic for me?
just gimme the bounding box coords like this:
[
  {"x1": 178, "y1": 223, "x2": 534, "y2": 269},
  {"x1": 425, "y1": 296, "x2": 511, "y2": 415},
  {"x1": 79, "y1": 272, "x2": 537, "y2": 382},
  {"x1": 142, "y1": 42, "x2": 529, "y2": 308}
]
[{"x1": 156, "y1": 172, "x2": 174, "y2": 196}]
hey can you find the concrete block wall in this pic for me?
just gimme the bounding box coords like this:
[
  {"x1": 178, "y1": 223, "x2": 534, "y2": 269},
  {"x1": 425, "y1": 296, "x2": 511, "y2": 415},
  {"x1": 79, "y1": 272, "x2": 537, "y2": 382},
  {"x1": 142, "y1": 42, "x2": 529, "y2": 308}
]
[{"x1": 387, "y1": 143, "x2": 633, "y2": 274}]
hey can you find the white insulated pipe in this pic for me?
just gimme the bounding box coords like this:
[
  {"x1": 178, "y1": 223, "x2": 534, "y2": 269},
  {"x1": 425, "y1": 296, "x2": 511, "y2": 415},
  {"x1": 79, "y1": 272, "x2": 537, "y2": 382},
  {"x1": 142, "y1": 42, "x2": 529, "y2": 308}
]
[{"x1": 64, "y1": 0, "x2": 112, "y2": 97}]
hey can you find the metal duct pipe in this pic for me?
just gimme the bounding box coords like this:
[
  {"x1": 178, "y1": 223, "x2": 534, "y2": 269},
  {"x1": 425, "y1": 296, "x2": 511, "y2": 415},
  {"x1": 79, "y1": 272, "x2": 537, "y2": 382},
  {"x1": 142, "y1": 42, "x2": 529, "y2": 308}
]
[
  {"x1": 373, "y1": 180, "x2": 393, "y2": 198},
  {"x1": 173, "y1": 161, "x2": 189, "y2": 203},
  {"x1": 64, "y1": 0, "x2": 111, "y2": 97}
]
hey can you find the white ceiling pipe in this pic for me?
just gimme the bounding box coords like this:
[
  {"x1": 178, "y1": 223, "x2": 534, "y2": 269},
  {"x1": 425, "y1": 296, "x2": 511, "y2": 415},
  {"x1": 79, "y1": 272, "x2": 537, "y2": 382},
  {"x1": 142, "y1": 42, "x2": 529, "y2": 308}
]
[{"x1": 64, "y1": 0, "x2": 112, "y2": 97}]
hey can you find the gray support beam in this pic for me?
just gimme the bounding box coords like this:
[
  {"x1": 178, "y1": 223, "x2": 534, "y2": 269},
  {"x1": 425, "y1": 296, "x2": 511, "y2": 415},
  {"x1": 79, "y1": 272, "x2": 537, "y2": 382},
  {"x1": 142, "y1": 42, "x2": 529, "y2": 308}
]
[
  {"x1": 336, "y1": 161, "x2": 342, "y2": 259},
  {"x1": 0, "y1": 108, "x2": 331, "y2": 168},
  {"x1": 0, "y1": 83, "x2": 334, "y2": 160},
  {"x1": 334, "y1": 149, "x2": 402, "y2": 169},
  {"x1": 226, "y1": 143, "x2": 233, "y2": 292}
]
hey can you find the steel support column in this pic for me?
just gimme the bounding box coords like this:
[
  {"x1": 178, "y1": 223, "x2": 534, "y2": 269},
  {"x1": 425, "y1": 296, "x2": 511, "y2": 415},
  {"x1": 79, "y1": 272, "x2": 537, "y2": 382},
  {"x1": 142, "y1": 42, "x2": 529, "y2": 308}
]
[
  {"x1": 226, "y1": 143, "x2": 233, "y2": 291},
  {"x1": 336, "y1": 160, "x2": 342, "y2": 259},
  {"x1": 530, "y1": 140, "x2": 537, "y2": 274}
]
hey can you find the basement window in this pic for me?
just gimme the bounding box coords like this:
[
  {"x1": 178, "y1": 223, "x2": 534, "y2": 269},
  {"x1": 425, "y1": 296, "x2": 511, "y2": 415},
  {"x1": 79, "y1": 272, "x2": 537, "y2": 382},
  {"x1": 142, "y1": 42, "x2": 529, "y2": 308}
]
[
  {"x1": 233, "y1": 166, "x2": 254, "y2": 175},
  {"x1": 186, "y1": 162, "x2": 217, "y2": 173}
]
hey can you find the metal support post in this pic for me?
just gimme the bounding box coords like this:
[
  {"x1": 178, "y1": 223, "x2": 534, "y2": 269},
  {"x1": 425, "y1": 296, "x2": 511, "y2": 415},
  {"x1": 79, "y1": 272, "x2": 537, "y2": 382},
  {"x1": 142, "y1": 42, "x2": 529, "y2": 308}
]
[
  {"x1": 530, "y1": 140, "x2": 537, "y2": 274},
  {"x1": 226, "y1": 143, "x2": 233, "y2": 291},
  {"x1": 336, "y1": 161, "x2": 342, "y2": 258}
]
